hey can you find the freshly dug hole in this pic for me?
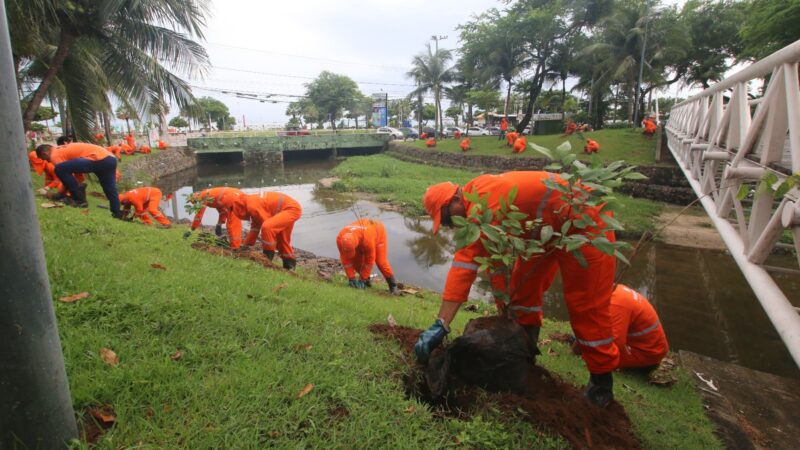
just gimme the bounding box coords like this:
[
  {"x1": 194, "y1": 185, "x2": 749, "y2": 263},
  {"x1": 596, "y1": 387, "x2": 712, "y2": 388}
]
[{"x1": 369, "y1": 316, "x2": 641, "y2": 449}]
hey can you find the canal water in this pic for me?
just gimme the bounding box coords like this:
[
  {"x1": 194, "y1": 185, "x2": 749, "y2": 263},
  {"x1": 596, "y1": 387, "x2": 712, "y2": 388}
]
[{"x1": 155, "y1": 158, "x2": 800, "y2": 379}]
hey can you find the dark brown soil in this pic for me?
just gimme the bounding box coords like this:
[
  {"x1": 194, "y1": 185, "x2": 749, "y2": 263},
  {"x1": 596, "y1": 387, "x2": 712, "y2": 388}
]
[
  {"x1": 369, "y1": 322, "x2": 641, "y2": 450},
  {"x1": 77, "y1": 405, "x2": 116, "y2": 446}
]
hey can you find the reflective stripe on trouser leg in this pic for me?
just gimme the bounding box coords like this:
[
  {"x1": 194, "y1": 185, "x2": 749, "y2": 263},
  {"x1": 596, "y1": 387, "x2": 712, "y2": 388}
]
[
  {"x1": 501, "y1": 254, "x2": 558, "y2": 326},
  {"x1": 557, "y1": 243, "x2": 619, "y2": 373},
  {"x1": 275, "y1": 219, "x2": 296, "y2": 259}
]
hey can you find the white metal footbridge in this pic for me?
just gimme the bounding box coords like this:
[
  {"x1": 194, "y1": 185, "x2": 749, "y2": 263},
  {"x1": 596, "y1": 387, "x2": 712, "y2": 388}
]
[{"x1": 666, "y1": 40, "x2": 800, "y2": 368}]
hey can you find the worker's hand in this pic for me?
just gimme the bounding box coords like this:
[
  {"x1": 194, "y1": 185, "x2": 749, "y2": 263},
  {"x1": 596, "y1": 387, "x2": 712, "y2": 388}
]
[
  {"x1": 348, "y1": 279, "x2": 359, "y2": 289},
  {"x1": 215, "y1": 224, "x2": 223, "y2": 236},
  {"x1": 183, "y1": 231, "x2": 192, "y2": 239},
  {"x1": 414, "y1": 319, "x2": 449, "y2": 364}
]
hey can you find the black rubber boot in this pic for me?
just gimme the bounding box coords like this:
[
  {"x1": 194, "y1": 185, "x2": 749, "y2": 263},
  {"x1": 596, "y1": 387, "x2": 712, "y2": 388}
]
[
  {"x1": 386, "y1": 277, "x2": 400, "y2": 295},
  {"x1": 282, "y1": 258, "x2": 296, "y2": 270},
  {"x1": 263, "y1": 250, "x2": 275, "y2": 261},
  {"x1": 585, "y1": 372, "x2": 614, "y2": 408},
  {"x1": 522, "y1": 325, "x2": 542, "y2": 363}
]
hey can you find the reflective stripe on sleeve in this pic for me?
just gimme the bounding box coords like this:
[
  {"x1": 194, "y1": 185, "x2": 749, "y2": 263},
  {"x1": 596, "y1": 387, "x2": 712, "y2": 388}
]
[
  {"x1": 274, "y1": 195, "x2": 284, "y2": 214},
  {"x1": 452, "y1": 261, "x2": 479, "y2": 271},
  {"x1": 535, "y1": 174, "x2": 555, "y2": 219},
  {"x1": 576, "y1": 336, "x2": 615, "y2": 347},
  {"x1": 628, "y1": 320, "x2": 661, "y2": 337}
]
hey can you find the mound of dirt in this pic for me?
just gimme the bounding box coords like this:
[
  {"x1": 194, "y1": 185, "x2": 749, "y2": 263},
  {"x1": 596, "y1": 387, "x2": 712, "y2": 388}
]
[{"x1": 369, "y1": 320, "x2": 641, "y2": 449}]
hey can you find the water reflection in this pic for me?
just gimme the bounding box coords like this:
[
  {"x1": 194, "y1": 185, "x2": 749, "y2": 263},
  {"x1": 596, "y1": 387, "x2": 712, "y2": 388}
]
[{"x1": 156, "y1": 159, "x2": 800, "y2": 378}]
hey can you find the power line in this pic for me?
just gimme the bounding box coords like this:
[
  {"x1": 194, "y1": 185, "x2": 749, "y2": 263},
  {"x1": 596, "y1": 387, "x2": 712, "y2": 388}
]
[
  {"x1": 210, "y1": 64, "x2": 416, "y2": 87},
  {"x1": 207, "y1": 42, "x2": 408, "y2": 71}
]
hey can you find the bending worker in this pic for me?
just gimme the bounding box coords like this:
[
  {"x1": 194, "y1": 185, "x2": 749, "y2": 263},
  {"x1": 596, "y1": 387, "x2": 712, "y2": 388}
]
[
  {"x1": 36, "y1": 142, "x2": 120, "y2": 217},
  {"x1": 416, "y1": 172, "x2": 620, "y2": 407},
  {"x1": 233, "y1": 191, "x2": 302, "y2": 270},
  {"x1": 610, "y1": 284, "x2": 668, "y2": 369},
  {"x1": 119, "y1": 187, "x2": 171, "y2": 226},
  {"x1": 336, "y1": 218, "x2": 400, "y2": 294},
  {"x1": 185, "y1": 187, "x2": 246, "y2": 249}
]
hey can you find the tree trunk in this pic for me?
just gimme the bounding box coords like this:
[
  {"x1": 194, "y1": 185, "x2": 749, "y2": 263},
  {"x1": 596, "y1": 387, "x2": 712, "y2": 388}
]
[
  {"x1": 504, "y1": 80, "x2": 512, "y2": 119},
  {"x1": 515, "y1": 68, "x2": 545, "y2": 133},
  {"x1": 102, "y1": 111, "x2": 112, "y2": 145},
  {"x1": 125, "y1": 118, "x2": 131, "y2": 135},
  {"x1": 22, "y1": 30, "x2": 75, "y2": 131}
]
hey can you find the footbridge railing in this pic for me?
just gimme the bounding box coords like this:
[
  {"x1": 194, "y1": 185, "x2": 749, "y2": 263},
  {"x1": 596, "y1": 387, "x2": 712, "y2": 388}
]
[{"x1": 665, "y1": 40, "x2": 800, "y2": 368}]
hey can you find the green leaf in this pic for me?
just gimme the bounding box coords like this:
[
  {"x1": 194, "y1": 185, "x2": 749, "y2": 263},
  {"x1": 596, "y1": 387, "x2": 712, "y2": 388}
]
[
  {"x1": 560, "y1": 220, "x2": 572, "y2": 236},
  {"x1": 507, "y1": 211, "x2": 529, "y2": 221},
  {"x1": 623, "y1": 172, "x2": 648, "y2": 180},
  {"x1": 529, "y1": 142, "x2": 555, "y2": 159},
  {"x1": 506, "y1": 186, "x2": 519, "y2": 206},
  {"x1": 736, "y1": 184, "x2": 750, "y2": 200},
  {"x1": 590, "y1": 236, "x2": 616, "y2": 255},
  {"x1": 774, "y1": 179, "x2": 793, "y2": 198},
  {"x1": 614, "y1": 249, "x2": 631, "y2": 266},
  {"x1": 601, "y1": 214, "x2": 625, "y2": 231},
  {"x1": 571, "y1": 250, "x2": 588, "y2": 268},
  {"x1": 483, "y1": 225, "x2": 502, "y2": 243},
  {"x1": 556, "y1": 141, "x2": 572, "y2": 153},
  {"x1": 540, "y1": 225, "x2": 554, "y2": 243}
]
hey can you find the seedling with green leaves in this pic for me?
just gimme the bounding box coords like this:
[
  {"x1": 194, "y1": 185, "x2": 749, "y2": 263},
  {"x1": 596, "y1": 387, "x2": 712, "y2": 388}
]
[{"x1": 452, "y1": 140, "x2": 647, "y2": 311}]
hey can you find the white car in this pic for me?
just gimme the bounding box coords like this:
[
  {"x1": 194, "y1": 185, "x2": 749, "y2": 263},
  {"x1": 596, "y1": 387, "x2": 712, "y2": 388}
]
[
  {"x1": 467, "y1": 127, "x2": 490, "y2": 136},
  {"x1": 376, "y1": 127, "x2": 404, "y2": 139},
  {"x1": 444, "y1": 127, "x2": 466, "y2": 137}
]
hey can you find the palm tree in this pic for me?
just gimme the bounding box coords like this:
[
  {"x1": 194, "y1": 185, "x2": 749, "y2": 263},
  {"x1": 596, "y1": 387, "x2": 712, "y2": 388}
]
[
  {"x1": 407, "y1": 43, "x2": 454, "y2": 135},
  {"x1": 15, "y1": 0, "x2": 209, "y2": 137}
]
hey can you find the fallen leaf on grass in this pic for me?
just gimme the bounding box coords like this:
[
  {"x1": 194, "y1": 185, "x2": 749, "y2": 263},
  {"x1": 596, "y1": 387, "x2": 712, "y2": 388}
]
[
  {"x1": 539, "y1": 338, "x2": 552, "y2": 346},
  {"x1": 59, "y1": 292, "x2": 90, "y2": 303},
  {"x1": 268, "y1": 431, "x2": 281, "y2": 438},
  {"x1": 387, "y1": 314, "x2": 397, "y2": 327},
  {"x1": 547, "y1": 348, "x2": 559, "y2": 356},
  {"x1": 273, "y1": 282, "x2": 288, "y2": 294},
  {"x1": 145, "y1": 407, "x2": 154, "y2": 419},
  {"x1": 163, "y1": 404, "x2": 172, "y2": 413},
  {"x1": 150, "y1": 263, "x2": 167, "y2": 270},
  {"x1": 297, "y1": 384, "x2": 314, "y2": 398},
  {"x1": 294, "y1": 343, "x2": 313, "y2": 351},
  {"x1": 649, "y1": 357, "x2": 678, "y2": 387},
  {"x1": 41, "y1": 202, "x2": 64, "y2": 209},
  {"x1": 404, "y1": 405, "x2": 416, "y2": 414},
  {"x1": 170, "y1": 350, "x2": 183, "y2": 361},
  {"x1": 88, "y1": 405, "x2": 116, "y2": 424},
  {"x1": 99, "y1": 348, "x2": 119, "y2": 366},
  {"x1": 80, "y1": 209, "x2": 89, "y2": 215},
  {"x1": 400, "y1": 288, "x2": 419, "y2": 296}
]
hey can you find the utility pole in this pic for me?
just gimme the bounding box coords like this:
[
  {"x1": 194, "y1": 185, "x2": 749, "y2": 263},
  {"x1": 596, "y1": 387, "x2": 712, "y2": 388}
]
[
  {"x1": 633, "y1": 2, "x2": 651, "y2": 127},
  {"x1": 0, "y1": 1, "x2": 78, "y2": 447},
  {"x1": 430, "y1": 35, "x2": 448, "y2": 135}
]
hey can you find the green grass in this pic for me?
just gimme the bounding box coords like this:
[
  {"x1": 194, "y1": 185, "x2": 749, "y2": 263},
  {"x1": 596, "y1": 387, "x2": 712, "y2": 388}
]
[
  {"x1": 332, "y1": 154, "x2": 664, "y2": 235},
  {"x1": 408, "y1": 129, "x2": 659, "y2": 166},
  {"x1": 34, "y1": 173, "x2": 715, "y2": 448}
]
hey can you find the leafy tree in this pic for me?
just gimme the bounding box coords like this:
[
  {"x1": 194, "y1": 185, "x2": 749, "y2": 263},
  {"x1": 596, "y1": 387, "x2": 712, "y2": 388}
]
[
  {"x1": 182, "y1": 97, "x2": 231, "y2": 130},
  {"x1": 20, "y1": 103, "x2": 58, "y2": 122},
  {"x1": 346, "y1": 93, "x2": 373, "y2": 129},
  {"x1": 679, "y1": 0, "x2": 744, "y2": 87},
  {"x1": 116, "y1": 105, "x2": 139, "y2": 134},
  {"x1": 286, "y1": 117, "x2": 301, "y2": 128},
  {"x1": 388, "y1": 98, "x2": 412, "y2": 127},
  {"x1": 286, "y1": 102, "x2": 303, "y2": 126},
  {"x1": 445, "y1": 105, "x2": 463, "y2": 126},
  {"x1": 422, "y1": 104, "x2": 437, "y2": 125},
  {"x1": 304, "y1": 71, "x2": 360, "y2": 130},
  {"x1": 169, "y1": 116, "x2": 189, "y2": 128},
  {"x1": 739, "y1": 0, "x2": 800, "y2": 59},
  {"x1": 467, "y1": 90, "x2": 501, "y2": 124},
  {"x1": 29, "y1": 123, "x2": 47, "y2": 133},
  {"x1": 407, "y1": 43, "x2": 455, "y2": 135}
]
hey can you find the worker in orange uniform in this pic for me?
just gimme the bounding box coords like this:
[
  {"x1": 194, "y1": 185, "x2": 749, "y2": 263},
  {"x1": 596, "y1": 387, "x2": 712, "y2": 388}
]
[
  {"x1": 642, "y1": 117, "x2": 657, "y2": 137},
  {"x1": 157, "y1": 140, "x2": 168, "y2": 150},
  {"x1": 505, "y1": 131, "x2": 519, "y2": 147},
  {"x1": 29, "y1": 150, "x2": 47, "y2": 175},
  {"x1": 498, "y1": 117, "x2": 508, "y2": 141},
  {"x1": 562, "y1": 120, "x2": 578, "y2": 137},
  {"x1": 36, "y1": 142, "x2": 120, "y2": 216},
  {"x1": 233, "y1": 191, "x2": 302, "y2": 270},
  {"x1": 95, "y1": 132, "x2": 105, "y2": 143},
  {"x1": 108, "y1": 144, "x2": 122, "y2": 160},
  {"x1": 139, "y1": 145, "x2": 152, "y2": 154},
  {"x1": 120, "y1": 142, "x2": 135, "y2": 155},
  {"x1": 584, "y1": 138, "x2": 600, "y2": 154},
  {"x1": 118, "y1": 187, "x2": 171, "y2": 226},
  {"x1": 512, "y1": 135, "x2": 527, "y2": 153},
  {"x1": 416, "y1": 172, "x2": 620, "y2": 407},
  {"x1": 453, "y1": 130, "x2": 461, "y2": 139},
  {"x1": 425, "y1": 138, "x2": 436, "y2": 148},
  {"x1": 125, "y1": 133, "x2": 136, "y2": 149},
  {"x1": 459, "y1": 138, "x2": 471, "y2": 152},
  {"x1": 336, "y1": 218, "x2": 399, "y2": 294},
  {"x1": 184, "y1": 187, "x2": 246, "y2": 249},
  {"x1": 420, "y1": 132, "x2": 428, "y2": 139},
  {"x1": 610, "y1": 285, "x2": 668, "y2": 369}
]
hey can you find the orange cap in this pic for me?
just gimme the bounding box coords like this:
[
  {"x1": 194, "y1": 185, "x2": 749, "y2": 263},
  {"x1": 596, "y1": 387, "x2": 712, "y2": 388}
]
[
  {"x1": 423, "y1": 182, "x2": 459, "y2": 234},
  {"x1": 337, "y1": 232, "x2": 358, "y2": 258}
]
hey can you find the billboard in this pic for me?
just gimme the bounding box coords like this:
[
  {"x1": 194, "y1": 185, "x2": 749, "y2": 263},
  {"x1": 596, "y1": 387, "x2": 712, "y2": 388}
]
[{"x1": 371, "y1": 92, "x2": 388, "y2": 127}]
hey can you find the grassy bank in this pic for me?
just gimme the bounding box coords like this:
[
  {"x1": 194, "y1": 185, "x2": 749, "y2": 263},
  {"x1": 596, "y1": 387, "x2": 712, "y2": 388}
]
[
  {"x1": 331, "y1": 154, "x2": 664, "y2": 235},
  {"x1": 406, "y1": 128, "x2": 659, "y2": 165},
  {"x1": 35, "y1": 175, "x2": 716, "y2": 448}
]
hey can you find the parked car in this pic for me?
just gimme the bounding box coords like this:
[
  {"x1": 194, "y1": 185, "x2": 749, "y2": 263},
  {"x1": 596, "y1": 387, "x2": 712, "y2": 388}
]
[
  {"x1": 486, "y1": 126, "x2": 502, "y2": 135},
  {"x1": 444, "y1": 127, "x2": 466, "y2": 137},
  {"x1": 421, "y1": 126, "x2": 443, "y2": 138},
  {"x1": 376, "y1": 127, "x2": 405, "y2": 139},
  {"x1": 279, "y1": 126, "x2": 310, "y2": 137},
  {"x1": 467, "y1": 127, "x2": 490, "y2": 136},
  {"x1": 399, "y1": 127, "x2": 419, "y2": 139}
]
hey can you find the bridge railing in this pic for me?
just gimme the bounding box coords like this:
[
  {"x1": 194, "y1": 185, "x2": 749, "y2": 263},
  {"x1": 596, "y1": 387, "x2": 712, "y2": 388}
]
[
  {"x1": 665, "y1": 40, "x2": 800, "y2": 368},
  {"x1": 202, "y1": 129, "x2": 380, "y2": 138}
]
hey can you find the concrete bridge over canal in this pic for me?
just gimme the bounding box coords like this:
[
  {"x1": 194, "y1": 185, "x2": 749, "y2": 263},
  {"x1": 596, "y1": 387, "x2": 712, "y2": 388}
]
[{"x1": 186, "y1": 132, "x2": 391, "y2": 164}]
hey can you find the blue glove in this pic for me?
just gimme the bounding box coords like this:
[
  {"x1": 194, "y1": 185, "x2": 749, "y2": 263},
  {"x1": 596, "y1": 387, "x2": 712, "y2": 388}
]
[
  {"x1": 348, "y1": 279, "x2": 359, "y2": 289},
  {"x1": 414, "y1": 319, "x2": 449, "y2": 364},
  {"x1": 183, "y1": 231, "x2": 192, "y2": 239},
  {"x1": 357, "y1": 280, "x2": 366, "y2": 289}
]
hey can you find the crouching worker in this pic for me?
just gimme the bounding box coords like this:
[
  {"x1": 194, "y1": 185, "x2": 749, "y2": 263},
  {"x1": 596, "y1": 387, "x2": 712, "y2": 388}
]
[
  {"x1": 234, "y1": 191, "x2": 302, "y2": 270},
  {"x1": 119, "y1": 187, "x2": 171, "y2": 226},
  {"x1": 610, "y1": 284, "x2": 668, "y2": 369},
  {"x1": 416, "y1": 173, "x2": 620, "y2": 407},
  {"x1": 36, "y1": 142, "x2": 120, "y2": 217},
  {"x1": 336, "y1": 218, "x2": 399, "y2": 294},
  {"x1": 184, "y1": 187, "x2": 246, "y2": 249}
]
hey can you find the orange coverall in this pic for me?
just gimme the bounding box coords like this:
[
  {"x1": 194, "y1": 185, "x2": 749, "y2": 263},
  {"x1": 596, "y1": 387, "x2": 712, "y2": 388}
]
[
  {"x1": 420, "y1": 132, "x2": 428, "y2": 139},
  {"x1": 120, "y1": 143, "x2": 135, "y2": 155},
  {"x1": 158, "y1": 140, "x2": 168, "y2": 150},
  {"x1": 512, "y1": 136, "x2": 527, "y2": 153},
  {"x1": 643, "y1": 119, "x2": 657, "y2": 135},
  {"x1": 500, "y1": 118, "x2": 508, "y2": 132},
  {"x1": 235, "y1": 191, "x2": 302, "y2": 259},
  {"x1": 564, "y1": 121, "x2": 578, "y2": 136},
  {"x1": 610, "y1": 285, "x2": 668, "y2": 369},
  {"x1": 460, "y1": 138, "x2": 471, "y2": 152},
  {"x1": 425, "y1": 138, "x2": 436, "y2": 148},
  {"x1": 119, "y1": 187, "x2": 170, "y2": 225},
  {"x1": 125, "y1": 134, "x2": 135, "y2": 149},
  {"x1": 506, "y1": 131, "x2": 519, "y2": 146},
  {"x1": 585, "y1": 139, "x2": 600, "y2": 154},
  {"x1": 442, "y1": 171, "x2": 620, "y2": 374},
  {"x1": 43, "y1": 162, "x2": 85, "y2": 194},
  {"x1": 190, "y1": 187, "x2": 246, "y2": 249},
  {"x1": 139, "y1": 145, "x2": 152, "y2": 154},
  {"x1": 29, "y1": 151, "x2": 46, "y2": 175},
  {"x1": 108, "y1": 145, "x2": 122, "y2": 159},
  {"x1": 95, "y1": 133, "x2": 105, "y2": 142},
  {"x1": 336, "y1": 219, "x2": 395, "y2": 282}
]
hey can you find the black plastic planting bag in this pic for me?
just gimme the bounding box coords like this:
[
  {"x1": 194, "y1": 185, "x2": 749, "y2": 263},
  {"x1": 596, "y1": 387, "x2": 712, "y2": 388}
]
[{"x1": 425, "y1": 316, "x2": 532, "y2": 399}]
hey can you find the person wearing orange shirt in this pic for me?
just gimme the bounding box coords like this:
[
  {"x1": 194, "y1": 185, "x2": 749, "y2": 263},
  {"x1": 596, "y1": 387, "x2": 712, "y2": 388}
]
[
  {"x1": 425, "y1": 138, "x2": 436, "y2": 148},
  {"x1": 184, "y1": 187, "x2": 246, "y2": 249},
  {"x1": 416, "y1": 172, "x2": 619, "y2": 407},
  {"x1": 584, "y1": 139, "x2": 600, "y2": 154},
  {"x1": 35, "y1": 142, "x2": 120, "y2": 216},
  {"x1": 336, "y1": 218, "x2": 399, "y2": 294},
  {"x1": 95, "y1": 132, "x2": 105, "y2": 144},
  {"x1": 642, "y1": 118, "x2": 657, "y2": 137},
  {"x1": 459, "y1": 138, "x2": 471, "y2": 152},
  {"x1": 512, "y1": 136, "x2": 527, "y2": 153},
  {"x1": 125, "y1": 133, "x2": 136, "y2": 149},
  {"x1": 120, "y1": 142, "x2": 135, "y2": 155},
  {"x1": 233, "y1": 191, "x2": 302, "y2": 270},
  {"x1": 107, "y1": 144, "x2": 122, "y2": 159},
  {"x1": 505, "y1": 131, "x2": 519, "y2": 147},
  {"x1": 498, "y1": 117, "x2": 508, "y2": 141},
  {"x1": 562, "y1": 120, "x2": 578, "y2": 137},
  {"x1": 157, "y1": 140, "x2": 168, "y2": 150},
  {"x1": 118, "y1": 187, "x2": 171, "y2": 226},
  {"x1": 610, "y1": 285, "x2": 668, "y2": 369},
  {"x1": 28, "y1": 150, "x2": 46, "y2": 175}
]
